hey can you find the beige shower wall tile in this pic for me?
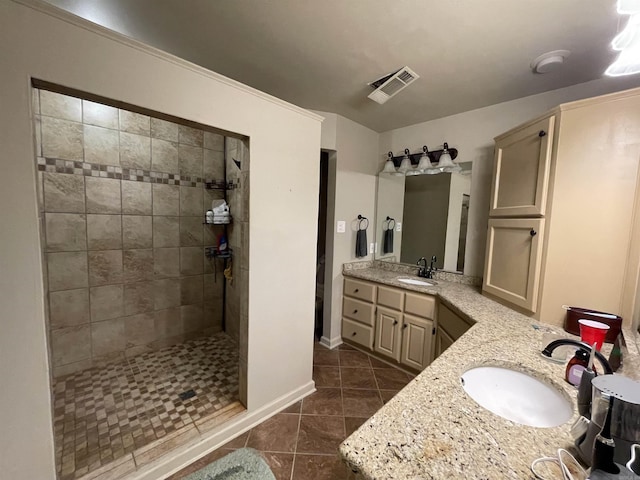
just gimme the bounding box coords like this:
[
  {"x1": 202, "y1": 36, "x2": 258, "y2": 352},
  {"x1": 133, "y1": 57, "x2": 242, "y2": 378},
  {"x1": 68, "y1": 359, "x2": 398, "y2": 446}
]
[
  {"x1": 120, "y1": 132, "x2": 151, "y2": 170},
  {"x1": 86, "y1": 177, "x2": 121, "y2": 214},
  {"x1": 203, "y1": 273, "x2": 224, "y2": 300},
  {"x1": 180, "y1": 247, "x2": 203, "y2": 275},
  {"x1": 83, "y1": 100, "x2": 118, "y2": 129},
  {"x1": 123, "y1": 249, "x2": 153, "y2": 283},
  {"x1": 53, "y1": 359, "x2": 93, "y2": 378},
  {"x1": 203, "y1": 149, "x2": 225, "y2": 180},
  {"x1": 124, "y1": 312, "x2": 155, "y2": 347},
  {"x1": 41, "y1": 116, "x2": 83, "y2": 161},
  {"x1": 179, "y1": 144, "x2": 203, "y2": 178},
  {"x1": 84, "y1": 125, "x2": 119, "y2": 166},
  {"x1": 178, "y1": 125, "x2": 203, "y2": 147},
  {"x1": 48, "y1": 251, "x2": 88, "y2": 291},
  {"x1": 154, "y1": 247, "x2": 180, "y2": 279},
  {"x1": 152, "y1": 184, "x2": 179, "y2": 216},
  {"x1": 121, "y1": 180, "x2": 151, "y2": 215},
  {"x1": 40, "y1": 90, "x2": 81, "y2": 122},
  {"x1": 119, "y1": 110, "x2": 150, "y2": 136},
  {"x1": 180, "y1": 275, "x2": 203, "y2": 306},
  {"x1": 90, "y1": 284, "x2": 124, "y2": 322},
  {"x1": 151, "y1": 117, "x2": 179, "y2": 142},
  {"x1": 45, "y1": 213, "x2": 87, "y2": 252},
  {"x1": 91, "y1": 317, "x2": 125, "y2": 357},
  {"x1": 87, "y1": 214, "x2": 122, "y2": 250},
  {"x1": 154, "y1": 307, "x2": 182, "y2": 338},
  {"x1": 124, "y1": 282, "x2": 153, "y2": 315},
  {"x1": 204, "y1": 132, "x2": 224, "y2": 151},
  {"x1": 151, "y1": 138, "x2": 179, "y2": 174},
  {"x1": 122, "y1": 215, "x2": 152, "y2": 249},
  {"x1": 153, "y1": 216, "x2": 179, "y2": 247},
  {"x1": 43, "y1": 172, "x2": 85, "y2": 213},
  {"x1": 34, "y1": 115, "x2": 42, "y2": 157},
  {"x1": 182, "y1": 304, "x2": 204, "y2": 333},
  {"x1": 180, "y1": 186, "x2": 202, "y2": 216},
  {"x1": 51, "y1": 324, "x2": 91, "y2": 366},
  {"x1": 88, "y1": 250, "x2": 123, "y2": 286},
  {"x1": 49, "y1": 288, "x2": 90, "y2": 329},
  {"x1": 180, "y1": 217, "x2": 203, "y2": 246},
  {"x1": 32, "y1": 88, "x2": 40, "y2": 114},
  {"x1": 153, "y1": 278, "x2": 181, "y2": 310},
  {"x1": 203, "y1": 223, "x2": 216, "y2": 246}
]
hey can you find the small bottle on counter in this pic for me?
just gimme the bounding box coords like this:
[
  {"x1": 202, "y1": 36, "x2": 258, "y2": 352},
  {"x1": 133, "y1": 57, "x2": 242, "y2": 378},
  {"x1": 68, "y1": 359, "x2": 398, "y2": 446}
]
[
  {"x1": 566, "y1": 349, "x2": 590, "y2": 386},
  {"x1": 205, "y1": 210, "x2": 214, "y2": 224}
]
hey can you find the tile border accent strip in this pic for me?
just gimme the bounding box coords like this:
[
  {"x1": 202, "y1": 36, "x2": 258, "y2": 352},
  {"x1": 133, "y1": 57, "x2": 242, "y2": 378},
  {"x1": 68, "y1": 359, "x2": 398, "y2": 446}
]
[{"x1": 36, "y1": 157, "x2": 222, "y2": 187}]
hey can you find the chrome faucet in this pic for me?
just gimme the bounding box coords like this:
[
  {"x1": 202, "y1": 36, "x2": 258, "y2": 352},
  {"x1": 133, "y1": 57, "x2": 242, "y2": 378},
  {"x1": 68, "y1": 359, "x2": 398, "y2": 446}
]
[
  {"x1": 417, "y1": 255, "x2": 437, "y2": 279},
  {"x1": 541, "y1": 339, "x2": 613, "y2": 374}
]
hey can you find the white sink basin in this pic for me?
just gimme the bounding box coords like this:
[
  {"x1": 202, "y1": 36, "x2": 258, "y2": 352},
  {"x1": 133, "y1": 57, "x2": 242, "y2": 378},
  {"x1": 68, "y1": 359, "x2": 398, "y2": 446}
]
[
  {"x1": 397, "y1": 277, "x2": 434, "y2": 286},
  {"x1": 461, "y1": 366, "x2": 573, "y2": 428}
]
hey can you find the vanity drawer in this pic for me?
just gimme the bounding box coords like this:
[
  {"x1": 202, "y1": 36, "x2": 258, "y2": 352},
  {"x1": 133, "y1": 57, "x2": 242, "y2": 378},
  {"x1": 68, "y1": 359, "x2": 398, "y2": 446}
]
[
  {"x1": 344, "y1": 278, "x2": 376, "y2": 303},
  {"x1": 439, "y1": 303, "x2": 473, "y2": 340},
  {"x1": 377, "y1": 286, "x2": 404, "y2": 310},
  {"x1": 342, "y1": 297, "x2": 375, "y2": 326},
  {"x1": 342, "y1": 318, "x2": 374, "y2": 349},
  {"x1": 404, "y1": 292, "x2": 436, "y2": 319}
]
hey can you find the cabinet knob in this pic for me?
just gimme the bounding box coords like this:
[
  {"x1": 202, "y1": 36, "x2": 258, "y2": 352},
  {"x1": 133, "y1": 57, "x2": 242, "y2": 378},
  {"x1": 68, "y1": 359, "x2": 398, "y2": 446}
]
[
  {"x1": 393, "y1": 320, "x2": 398, "y2": 325},
  {"x1": 352, "y1": 332, "x2": 357, "y2": 336},
  {"x1": 402, "y1": 324, "x2": 408, "y2": 330},
  {"x1": 538, "y1": 130, "x2": 546, "y2": 137},
  {"x1": 353, "y1": 310, "x2": 358, "y2": 314},
  {"x1": 530, "y1": 229, "x2": 537, "y2": 237},
  {"x1": 354, "y1": 288, "x2": 359, "y2": 293}
]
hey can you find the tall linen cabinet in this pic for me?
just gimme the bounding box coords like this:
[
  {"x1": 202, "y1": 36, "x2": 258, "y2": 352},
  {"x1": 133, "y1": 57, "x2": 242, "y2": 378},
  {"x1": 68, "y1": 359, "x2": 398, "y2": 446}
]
[{"x1": 482, "y1": 88, "x2": 640, "y2": 327}]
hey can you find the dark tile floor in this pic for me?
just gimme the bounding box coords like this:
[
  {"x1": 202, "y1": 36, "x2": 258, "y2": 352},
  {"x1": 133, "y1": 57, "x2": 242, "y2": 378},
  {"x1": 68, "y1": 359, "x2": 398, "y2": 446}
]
[
  {"x1": 169, "y1": 342, "x2": 414, "y2": 480},
  {"x1": 53, "y1": 333, "x2": 239, "y2": 479}
]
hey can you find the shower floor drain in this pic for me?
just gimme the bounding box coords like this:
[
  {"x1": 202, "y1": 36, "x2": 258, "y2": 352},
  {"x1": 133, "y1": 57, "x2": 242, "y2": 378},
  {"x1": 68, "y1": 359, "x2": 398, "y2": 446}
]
[{"x1": 178, "y1": 389, "x2": 196, "y2": 401}]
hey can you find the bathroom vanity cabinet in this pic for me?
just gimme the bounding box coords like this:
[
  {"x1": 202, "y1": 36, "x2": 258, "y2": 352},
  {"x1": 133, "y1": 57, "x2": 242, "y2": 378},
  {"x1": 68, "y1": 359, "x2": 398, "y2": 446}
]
[
  {"x1": 483, "y1": 89, "x2": 640, "y2": 325},
  {"x1": 435, "y1": 303, "x2": 473, "y2": 357},
  {"x1": 342, "y1": 278, "x2": 435, "y2": 370}
]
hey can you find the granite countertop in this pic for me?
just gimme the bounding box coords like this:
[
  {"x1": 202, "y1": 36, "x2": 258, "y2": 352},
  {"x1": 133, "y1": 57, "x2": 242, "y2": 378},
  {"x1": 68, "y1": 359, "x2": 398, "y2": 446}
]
[{"x1": 339, "y1": 267, "x2": 640, "y2": 480}]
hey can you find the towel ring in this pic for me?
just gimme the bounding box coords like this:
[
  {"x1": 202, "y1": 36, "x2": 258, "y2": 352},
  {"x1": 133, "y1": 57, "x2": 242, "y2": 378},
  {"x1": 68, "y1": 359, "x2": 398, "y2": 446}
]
[
  {"x1": 385, "y1": 216, "x2": 395, "y2": 230},
  {"x1": 357, "y1": 215, "x2": 369, "y2": 230}
]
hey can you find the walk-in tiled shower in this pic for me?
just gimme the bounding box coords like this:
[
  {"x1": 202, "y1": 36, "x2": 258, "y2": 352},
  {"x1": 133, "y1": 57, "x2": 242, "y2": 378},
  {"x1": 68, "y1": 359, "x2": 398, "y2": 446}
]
[{"x1": 32, "y1": 84, "x2": 249, "y2": 479}]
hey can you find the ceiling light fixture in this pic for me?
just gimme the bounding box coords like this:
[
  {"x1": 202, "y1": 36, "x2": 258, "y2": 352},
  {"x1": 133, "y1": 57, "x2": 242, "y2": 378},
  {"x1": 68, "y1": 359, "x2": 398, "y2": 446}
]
[
  {"x1": 606, "y1": 1, "x2": 640, "y2": 76},
  {"x1": 530, "y1": 50, "x2": 571, "y2": 74},
  {"x1": 380, "y1": 144, "x2": 460, "y2": 176}
]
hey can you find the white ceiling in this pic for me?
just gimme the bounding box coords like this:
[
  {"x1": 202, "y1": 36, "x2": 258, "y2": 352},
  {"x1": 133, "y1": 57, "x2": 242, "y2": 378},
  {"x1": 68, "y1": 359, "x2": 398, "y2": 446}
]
[{"x1": 43, "y1": 0, "x2": 640, "y2": 132}]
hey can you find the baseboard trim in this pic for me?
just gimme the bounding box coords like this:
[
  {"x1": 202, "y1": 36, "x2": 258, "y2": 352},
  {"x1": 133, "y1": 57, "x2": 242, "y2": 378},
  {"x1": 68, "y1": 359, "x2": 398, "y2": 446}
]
[
  {"x1": 319, "y1": 335, "x2": 342, "y2": 349},
  {"x1": 129, "y1": 381, "x2": 316, "y2": 480}
]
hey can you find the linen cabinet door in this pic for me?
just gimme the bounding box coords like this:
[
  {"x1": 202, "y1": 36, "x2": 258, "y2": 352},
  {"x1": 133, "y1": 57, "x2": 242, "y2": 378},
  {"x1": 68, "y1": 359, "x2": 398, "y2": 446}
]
[
  {"x1": 374, "y1": 307, "x2": 402, "y2": 362},
  {"x1": 482, "y1": 218, "x2": 545, "y2": 313},
  {"x1": 490, "y1": 115, "x2": 555, "y2": 217}
]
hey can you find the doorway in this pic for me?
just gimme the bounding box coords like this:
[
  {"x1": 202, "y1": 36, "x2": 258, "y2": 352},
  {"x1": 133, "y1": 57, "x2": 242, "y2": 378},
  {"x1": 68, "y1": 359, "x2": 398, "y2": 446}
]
[{"x1": 314, "y1": 151, "x2": 329, "y2": 339}]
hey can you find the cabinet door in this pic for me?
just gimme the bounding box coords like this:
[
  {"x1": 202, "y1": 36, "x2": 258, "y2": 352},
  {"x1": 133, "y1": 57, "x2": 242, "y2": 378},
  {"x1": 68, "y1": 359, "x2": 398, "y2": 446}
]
[
  {"x1": 490, "y1": 116, "x2": 555, "y2": 217},
  {"x1": 435, "y1": 327, "x2": 454, "y2": 358},
  {"x1": 483, "y1": 218, "x2": 545, "y2": 312},
  {"x1": 374, "y1": 307, "x2": 402, "y2": 361},
  {"x1": 400, "y1": 314, "x2": 433, "y2": 371}
]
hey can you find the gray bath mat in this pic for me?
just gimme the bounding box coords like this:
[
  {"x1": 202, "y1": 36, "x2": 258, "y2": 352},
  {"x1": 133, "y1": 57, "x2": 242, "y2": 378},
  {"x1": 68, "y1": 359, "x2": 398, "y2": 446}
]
[{"x1": 183, "y1": 448, "x2": 275, "y2": 480}]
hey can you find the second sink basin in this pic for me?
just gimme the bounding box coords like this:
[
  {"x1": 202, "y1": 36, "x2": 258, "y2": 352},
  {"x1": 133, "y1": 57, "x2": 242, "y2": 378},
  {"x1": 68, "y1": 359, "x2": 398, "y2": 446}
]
[
  {"x1": 461, "y1": 366, "x2": 573, "y2": 428},
  {"x1": 397, "y1": 277, "x2": 435, "y2": 286}
]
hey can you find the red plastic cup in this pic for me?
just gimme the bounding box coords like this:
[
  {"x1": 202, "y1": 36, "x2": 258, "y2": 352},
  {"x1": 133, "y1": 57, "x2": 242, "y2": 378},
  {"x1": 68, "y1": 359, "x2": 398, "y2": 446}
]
[{"x1": 578, "y1": 319, "x2": 610, "y2": 351}]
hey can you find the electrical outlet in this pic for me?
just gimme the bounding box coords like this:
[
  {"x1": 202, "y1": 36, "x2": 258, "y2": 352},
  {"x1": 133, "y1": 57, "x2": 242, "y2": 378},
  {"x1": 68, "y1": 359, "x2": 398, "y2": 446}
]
[
  {"x1": 369, "y1": 242, "x2": 374, "y2": 254},
  {"x1": 396, "y1": 222, "x2": 402, "y2": 232},
  {"x1": 337, "y1": 221, "x2": 346, "y2": 233}
]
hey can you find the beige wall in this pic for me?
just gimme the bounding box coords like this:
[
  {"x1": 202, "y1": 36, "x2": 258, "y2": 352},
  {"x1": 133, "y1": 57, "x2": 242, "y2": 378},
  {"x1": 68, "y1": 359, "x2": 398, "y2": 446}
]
[
  {"x1": 0, "y1": 2, "x2": 321, "y2": 478},
  {"x1": 379, "y1": 76, "x2": 640, "y2": 277},
  {"x1": 314, "y1": 112, "x2": 379, "y2": 346}
]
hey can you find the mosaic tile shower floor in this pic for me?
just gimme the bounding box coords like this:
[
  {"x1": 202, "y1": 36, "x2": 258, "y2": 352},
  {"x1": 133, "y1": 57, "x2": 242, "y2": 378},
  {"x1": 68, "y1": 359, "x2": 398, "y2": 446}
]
[{"x1": 53, "y1": 332, "x2": 239, "y2": 479}]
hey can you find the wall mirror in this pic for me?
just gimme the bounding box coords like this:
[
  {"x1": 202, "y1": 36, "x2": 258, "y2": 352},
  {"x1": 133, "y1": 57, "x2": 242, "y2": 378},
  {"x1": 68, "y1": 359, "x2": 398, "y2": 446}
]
[{"x1": 375, "y1": 162, "x2": 472, "y2": 273}]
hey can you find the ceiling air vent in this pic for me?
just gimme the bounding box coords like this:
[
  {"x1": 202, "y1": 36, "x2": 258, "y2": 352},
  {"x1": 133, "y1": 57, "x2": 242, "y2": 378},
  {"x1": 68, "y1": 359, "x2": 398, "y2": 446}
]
[{"x1": 367, "y1": 66, "x2": 419, "y2": 104}]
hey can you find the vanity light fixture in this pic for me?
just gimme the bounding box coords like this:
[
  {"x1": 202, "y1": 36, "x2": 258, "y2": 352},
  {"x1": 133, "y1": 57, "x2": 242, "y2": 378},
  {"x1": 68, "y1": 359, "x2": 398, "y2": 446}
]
[
  {"x1": 397, "y1": 149, "x2": 413, "y2": 175},
  {"x1": 379, "y1": 144, "x2": 460, "y2": 176}
]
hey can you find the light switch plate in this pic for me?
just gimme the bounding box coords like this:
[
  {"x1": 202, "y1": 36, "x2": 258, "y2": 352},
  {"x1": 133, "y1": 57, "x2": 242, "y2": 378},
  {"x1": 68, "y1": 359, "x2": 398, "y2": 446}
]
[
  {"x1": 369, "y1": 242, "x2": 374, "y2": 254},
  {"x1": 337, "y1": 220, "x2": 346, "y2": 233},
  {"x1": 396, "y1": 222, "x2": 402, "y2": 232}
]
